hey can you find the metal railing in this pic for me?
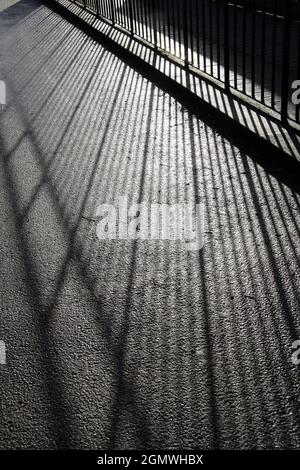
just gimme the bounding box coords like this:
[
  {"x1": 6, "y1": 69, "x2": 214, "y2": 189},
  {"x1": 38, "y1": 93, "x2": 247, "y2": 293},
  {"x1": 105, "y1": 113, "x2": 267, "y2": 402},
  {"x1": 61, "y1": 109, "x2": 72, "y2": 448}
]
[{"x1": 67, "y1": 0, "x2": 300, "y2": 127}]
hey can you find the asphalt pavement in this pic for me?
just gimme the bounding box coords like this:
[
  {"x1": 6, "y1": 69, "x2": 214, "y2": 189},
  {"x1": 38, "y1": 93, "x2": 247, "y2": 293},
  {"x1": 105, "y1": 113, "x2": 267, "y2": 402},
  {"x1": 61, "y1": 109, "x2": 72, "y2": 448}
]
[{"x1": 0, "y1": 0, "x2": 300, "y2": 449}]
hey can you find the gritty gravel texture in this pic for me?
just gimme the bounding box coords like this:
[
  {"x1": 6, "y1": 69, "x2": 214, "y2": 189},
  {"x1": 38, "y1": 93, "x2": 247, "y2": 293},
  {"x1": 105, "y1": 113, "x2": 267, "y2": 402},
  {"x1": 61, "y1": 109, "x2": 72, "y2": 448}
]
[{"x1": 0, "y1": 0, "x2": 300, "y2": 450}]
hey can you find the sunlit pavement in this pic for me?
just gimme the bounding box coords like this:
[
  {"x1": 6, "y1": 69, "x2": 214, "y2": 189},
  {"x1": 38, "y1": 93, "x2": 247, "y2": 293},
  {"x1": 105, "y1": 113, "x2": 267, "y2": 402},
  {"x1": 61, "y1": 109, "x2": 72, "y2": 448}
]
[{"x1": 0, "y1": 0, "x2": 300, "y2": 450}]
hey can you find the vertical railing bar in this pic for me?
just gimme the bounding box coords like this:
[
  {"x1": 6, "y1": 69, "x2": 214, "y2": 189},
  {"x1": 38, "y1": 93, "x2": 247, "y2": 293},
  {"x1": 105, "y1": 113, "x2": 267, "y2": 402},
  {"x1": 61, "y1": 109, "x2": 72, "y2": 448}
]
[
  {"x1": 144, "y1": 0, "x2": 149, "y2": 41},
  {"x1": 140, "y1": 0, "x2": 145, "y2": 39},
  {"x1": 224, "y1": 0, "x2": 230, "y2": 90},
  {"x1": 153, "y1": 0, "x2": 158, "y2": 50},
  {"x1": 114, "y1": 0, "x2": 119, "y2": 26},
  {"x1": 128, "y1": 0, "x2": 134, "y2": 35},
  {"x1": 189, "y1": 0, "x2": 194, "y2": 66},
  {"x1": 176, "y1": 0, "x2": 182, "y2": 60},
  {"x1": 251, "y1": 2, "x2": 256, "y2": 99},
  {"x1": 271, "y1": 1, "x2": 277, "y2": 109},
  {"x1": 111, "y1": 0, "x2": 115, "y2": 24},
  {"x1": 147, "y1": 0, "x2": 153, "y2": 43},
  {"x1": 261, "y1": 0, "x2": 266, "y2": 104},
  {"x1": 216, "y1": 0, "x2": 221, "y2": 80},
  {"x1": 142, "y1": 0, "x2": 148, "y2": 42},
  {"x1": 166, "y1": 0, "x2": 171, "y2": 53},
  {"x1": 121, "y1": 0, "x2": 127, "y2": 29},
  {"x1": 281, "y1": 0, "x2": 292, "y2": 124},
  {"x1": 161, "y1": 0, "x2": 167, "y2": 52},
  {"x1": 202, "y1": 0, "x2": 207, "y2": 73},
  {"x1": 134, "y1": 0, "x2": 139, "y2": 36},
  {"x1": 171, "y1": 0, "x2": 177, "y2": 57},
  {"x1": 157, "y1": 0, "x2": 162, "y2": 50},
  {"x1": 233, "y1": 0, "x2": 237, "y2": 88},
  {"x1": 95, "y1": 0, "x2": 99, "y2": 17},
  {"x1": 195, "y1": 0, "x2": 200, "y2": 70},
  {"x1": 209, "y1": 0, "x2": 213, "y2": 76},
  {"x1": 143, "y1": 0, "x2": 148, "y2": 41},
  {"x1": 242, "y1": 0, "x2": 246, "y2": 94},
  {"x1": 182, "y1": 0, "x2": 190, "y2": 68},
  {"x1": 125, "y1": 0, "x2": 135, "y2": 34},
  {"x1": 118, "y1": 0, "x2": 123, "y2": 28}
]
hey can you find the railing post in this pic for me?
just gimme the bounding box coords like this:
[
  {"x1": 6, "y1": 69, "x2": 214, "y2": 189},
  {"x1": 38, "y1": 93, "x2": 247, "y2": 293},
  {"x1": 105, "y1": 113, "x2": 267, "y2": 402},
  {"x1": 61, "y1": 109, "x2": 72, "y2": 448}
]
[
  {"x1": 128, "y1": 0, "x2": 134, "y2": 36},
  {"x1": 224, "y1": 0, "x2": 230, "y2": 91},
  {"x1": 95, "y1": 0, "x2": 99, "y2": 18},
  {"x1": 111, "y1": 0, "x2": 115, "y2": 24},
  {"x1": 281, "y1": 0, "x2": 292, "y2": 125},
  {"x1": 182, "y1": 0, "x2": 190, "y2": 68},
  {"x1": 153, "y1": 0, "x2": 158, "y2": 50}
]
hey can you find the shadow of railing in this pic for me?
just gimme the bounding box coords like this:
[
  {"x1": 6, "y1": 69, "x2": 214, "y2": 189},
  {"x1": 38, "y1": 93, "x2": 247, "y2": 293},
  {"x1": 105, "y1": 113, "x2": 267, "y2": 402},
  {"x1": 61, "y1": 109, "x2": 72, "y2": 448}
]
[{"x1": 1, "y1": 0, "x2": 300, "y2": 450}]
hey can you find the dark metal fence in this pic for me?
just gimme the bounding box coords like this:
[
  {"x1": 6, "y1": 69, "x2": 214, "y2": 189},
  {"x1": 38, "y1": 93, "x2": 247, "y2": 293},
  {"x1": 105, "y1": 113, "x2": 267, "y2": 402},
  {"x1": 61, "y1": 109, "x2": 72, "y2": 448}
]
[{"x1": 68, "y1": 0, "x2": 300, "y2": 127}]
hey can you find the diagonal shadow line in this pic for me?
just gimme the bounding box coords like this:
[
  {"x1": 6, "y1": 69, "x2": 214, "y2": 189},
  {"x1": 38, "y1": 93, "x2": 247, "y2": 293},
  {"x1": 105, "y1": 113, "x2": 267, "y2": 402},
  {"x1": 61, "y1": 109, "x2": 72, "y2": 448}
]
[
  {"x1": 241, "y1": 156, "x2": 300, "y2": 342},
  {"x1": 1, "y1": 0, "x2": 298, "y2": 448},
  {"x1": 1, "y1": 23, "x2": 89, "y2": 165},
  {"x1": 1, "y1": 14, "x2": 68, "y2": 74},
  {"x1": 7, "y1": 11, "x2": 101, "y2": 91},
  {"x1": 11, "y1": 19, "x2": 110, "y2": 149},
  {"x1": 0, "y1": 9, "x2": 54, "y2": 53},
  {"x1": 187, "y1": 116, "x2": 220, "y2": 448},
  {"x1": 0, "y1": 131, "x2": 74, "y2": 448},
  {"x1": 108, "y1": 80, "x2": 156, "y2": 449},
  {"x1": 6, "y1": 36, "x2": 99, "y2": 221},
  {"x1": 1, "y1": 52, "x2": 153, "y2": 448},
  {"x1": 201, "y1": 118, "x2": 299, "y2": 444},
  {"x1": 17, "y1": 0, "x2": 298, "y2": 448}
]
